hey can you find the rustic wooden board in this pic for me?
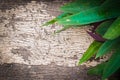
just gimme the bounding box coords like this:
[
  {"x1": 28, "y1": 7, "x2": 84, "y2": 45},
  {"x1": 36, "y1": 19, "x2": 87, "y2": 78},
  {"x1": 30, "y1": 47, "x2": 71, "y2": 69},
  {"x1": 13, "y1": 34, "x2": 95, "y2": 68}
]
[
  {"x1": 0, "y1": 63, "x2": 100, "y2": 80},
  {"x1": 0, "y1": 0, "x2": 101, "y2": 80},
  {"x1": 0, "y1": 0, "x2": 94, "y2": 66}
]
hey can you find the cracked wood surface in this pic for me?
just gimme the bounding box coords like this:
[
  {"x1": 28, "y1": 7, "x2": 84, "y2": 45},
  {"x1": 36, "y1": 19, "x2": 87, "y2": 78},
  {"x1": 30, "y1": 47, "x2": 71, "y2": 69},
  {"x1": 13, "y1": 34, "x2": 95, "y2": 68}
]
[
  {"x1": 0, "y1": 0, "x2": 101, "y2": 80},
  {"x1": 0, "y1": 0, "x2": 94, "y2": 66}
]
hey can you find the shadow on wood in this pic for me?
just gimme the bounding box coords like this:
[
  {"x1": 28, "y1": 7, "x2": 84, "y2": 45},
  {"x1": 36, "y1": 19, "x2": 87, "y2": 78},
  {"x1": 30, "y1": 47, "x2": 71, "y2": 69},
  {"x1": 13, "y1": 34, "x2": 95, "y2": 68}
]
[{"x1": 0, "y1": 63, "x2": 100, "y2": 80}]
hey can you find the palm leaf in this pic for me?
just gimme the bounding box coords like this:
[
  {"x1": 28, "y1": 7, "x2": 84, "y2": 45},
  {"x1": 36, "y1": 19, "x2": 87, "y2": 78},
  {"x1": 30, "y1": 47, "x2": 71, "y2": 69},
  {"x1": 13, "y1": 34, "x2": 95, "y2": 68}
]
[
  {"x1": 60, "y1": 0, "x2": 104, "y2": 14},
  {"x1": 54, "y1": 25, "x2": 71, "y2": 34},
  {"x1": 96, "y1": 37, "x2": 120, "y2": 58},
  {"x1": 42, "y1": 13, "x2": 71, "y2": 26},
  {"x1": 57, "y1": 0, "x2": 120, "y2": 25},
  {"x1": 102, "y1": 48, "x2": 120, "y2": 80},
  {"x1": 96, "y1": 20, "x2": 113, "y2": 36},
  {"x1": 79, "y1": 41, "x2": 102, "y2": 64},
  {"x1": 104, "y1": 17, "x2": 120, "y2": 40},
  {"x1": 88, "y1": 62, "x2": 106, "y2": 76}
]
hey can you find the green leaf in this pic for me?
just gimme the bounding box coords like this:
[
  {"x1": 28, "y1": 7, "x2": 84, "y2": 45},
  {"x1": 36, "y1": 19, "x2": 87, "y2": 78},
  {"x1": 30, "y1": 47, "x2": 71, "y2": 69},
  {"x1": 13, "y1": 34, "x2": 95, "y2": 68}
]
[
  {"x1": 104, "y1": 17, "x2": 120, "y2": 40},
  {"x1": 57, "y1": 0, "x2": 120, "y2": 26},
  {"x1": 60, "y1": 0, "x2": 104, "y2": 14},
  {"x1": 43, "y1": 0, "x2": 105, "y2": 26},
  {"x1": 96, "y1": 37, "x2": 120, "y2": 58},
  {"x1": 54, "y1": 25, "x2": 71, "y2": 34},
  {"x1": 42, "y1": 19, "x2": 57, "y2": 26},
  {"x1": 96, "y1": 20, "x2": 113, "y2": 36},
  {"x1": 88, "y1": 62, "x2": 106, "y2": 76},
  {"x1": 79, "y1": 41, "x2": 102, "y2": 64},
  {"x1": 102, "y1": 48, "x2": 120, "y2": 80},
  {"x1": 42, "y1": 13, "x2": 71, "y2": 26}
]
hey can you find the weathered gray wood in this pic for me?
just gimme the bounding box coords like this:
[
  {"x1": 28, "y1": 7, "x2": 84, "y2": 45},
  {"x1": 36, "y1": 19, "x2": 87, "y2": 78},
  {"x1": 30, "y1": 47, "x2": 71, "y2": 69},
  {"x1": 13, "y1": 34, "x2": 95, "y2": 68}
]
[
  {"x1": 0, "y1": 63, "x2": 100, "y2": 80},
  {"x1": 0, "y1": 0, "x2": 94, "y2": 66},
  {"x1": 0, "y1": 0, "x2": 101, "y2": 80}
]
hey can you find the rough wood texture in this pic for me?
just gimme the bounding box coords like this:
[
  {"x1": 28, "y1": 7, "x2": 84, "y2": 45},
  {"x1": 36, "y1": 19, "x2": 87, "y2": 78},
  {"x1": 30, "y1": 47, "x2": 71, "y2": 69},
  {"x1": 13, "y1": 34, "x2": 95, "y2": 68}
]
[
  {"x1": 0, "y1": 0, "x2": 101, "y2": 80},
  {"x1": 0, "y1": 63, "x2": 100, "y2": 80},
  {"x1": 0, "y1": 0, "x2": 94, "y2": 66}
]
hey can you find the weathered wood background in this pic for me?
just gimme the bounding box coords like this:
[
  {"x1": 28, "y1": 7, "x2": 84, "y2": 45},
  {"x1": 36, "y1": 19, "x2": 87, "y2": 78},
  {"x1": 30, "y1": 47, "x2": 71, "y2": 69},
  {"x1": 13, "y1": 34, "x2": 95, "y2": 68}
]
[{"x1": 0, "y1": 0, "x2": 101, "y2": 80}]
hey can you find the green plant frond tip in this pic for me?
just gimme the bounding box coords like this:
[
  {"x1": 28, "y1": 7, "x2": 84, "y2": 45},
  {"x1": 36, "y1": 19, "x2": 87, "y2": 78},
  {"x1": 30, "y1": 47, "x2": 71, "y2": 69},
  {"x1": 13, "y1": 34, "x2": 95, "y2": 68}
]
[
  {"x1": 42, "y1": 13, "x2": 71, "y2": 26},
  {"x1": 60, "y1": 0, "x2": 104, "y2": 14},
  {"x1": 96, "y1": 37, "x2": 120, "y2": 58},
  {"x1": 103, "y1": 17, "x2": 120, "y2": 40},
  {"x1": 88, "y1": 62, "x2": 106, "y2": 76},
  {"x1": 79, "y1": 41, "x2": 102, "y2": 65},
  {"x1": 102, "y1": 48, "x2": 120, "y2": 79},
  {"x1": 42, "y1": 19, "x2": 57, "y2": 26},
  {"x1": 57, "y1": 0, "x2": 120, "y2": 26},
  {"x1": 95, "y1": 20, "x2": 113, "y2": 36},
  {"x1": 54, "y1": 26, "x2": 71, "y2": 34}
]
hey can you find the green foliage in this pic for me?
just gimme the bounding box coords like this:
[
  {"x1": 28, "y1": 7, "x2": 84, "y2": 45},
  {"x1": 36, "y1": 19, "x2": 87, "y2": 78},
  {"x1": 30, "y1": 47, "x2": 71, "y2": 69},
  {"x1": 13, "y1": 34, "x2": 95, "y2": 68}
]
[
  {"x1": 79, "y1": 41, "x2": 102, "y2": 64},
  {"x1": 102, "y1": 48, "x2": 120, "y2": 79},
  {"x1": 55, "y1": 25, "x2": 71, "y2": 34},
  {"x1": 43, "y1": 0, "x2": 120, "y2": 79},
  {"x1": 60, "y1": 0, "x2": 104, "y2": 14},
  {"x1": 88, "y1": 62, "x2": 106, "y2": 76},
  {"x1": 57, "y1": 0, "x2": 120, "y2": 26},
  {"x1": 42, "y1": 13, "x2": 71, "y2": 26},
  {"x1": 95, "y1": 20, "x2": 113, "y2": 36},
  {"x1": 96, "y1": 37, "x2": 120, "y2": 58},
  {"x1": 104, "y1": 17, "x2": 120, "y2": 39}
]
